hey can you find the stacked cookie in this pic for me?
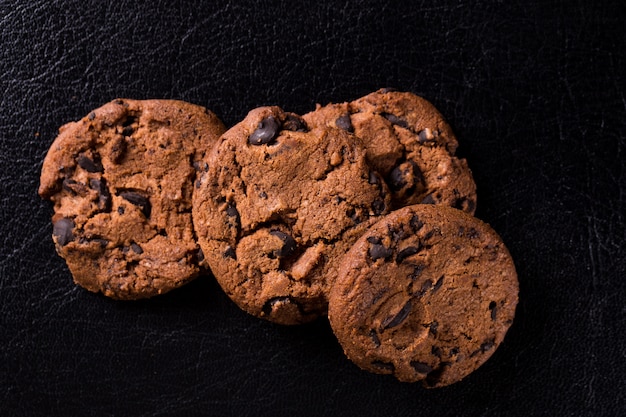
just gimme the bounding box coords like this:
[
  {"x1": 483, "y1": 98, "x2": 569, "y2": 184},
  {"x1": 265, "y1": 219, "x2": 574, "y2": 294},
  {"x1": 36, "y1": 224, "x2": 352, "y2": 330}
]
[{"x1": 39, "y1": 89, "x2": 518, "y2": 387}]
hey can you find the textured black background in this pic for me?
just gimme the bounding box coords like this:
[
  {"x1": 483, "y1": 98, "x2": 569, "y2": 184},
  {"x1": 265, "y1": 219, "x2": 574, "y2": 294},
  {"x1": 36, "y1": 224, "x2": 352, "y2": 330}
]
[{"x1": 1, "y1": 1, "x2": 625, "y2": 416}]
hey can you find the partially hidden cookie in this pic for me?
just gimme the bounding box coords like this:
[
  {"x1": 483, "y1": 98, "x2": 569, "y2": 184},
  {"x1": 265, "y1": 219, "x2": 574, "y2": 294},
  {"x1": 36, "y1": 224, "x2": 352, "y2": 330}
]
[
  {"x1": 328, "y1": 204, "x2": 518, "y2": 387},
  {"x1": 192, "y1": 106, "x2": 391, "y2": 325},
  {"x1": 39, "y1": 99, "x2": 226, "y2": 299},
  {"x1": 303, "y1": 89, "x2": 477, "y2": 213}
]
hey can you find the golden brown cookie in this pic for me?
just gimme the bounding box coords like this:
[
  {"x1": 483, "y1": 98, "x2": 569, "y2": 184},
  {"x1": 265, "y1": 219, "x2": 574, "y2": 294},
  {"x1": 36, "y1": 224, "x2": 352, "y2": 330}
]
[
  {"x1": 192, "y1": 106, "x2": 391, "y2": 325},
  {"x1": 39, "y1": 99, "x2": 226, "y2": 299},
  {"x1": 328, "y1": 204, "x2": 518, "y2": 387},
  {"x1": 303, "y1": 89, "x2": 477, "y2": 213}
]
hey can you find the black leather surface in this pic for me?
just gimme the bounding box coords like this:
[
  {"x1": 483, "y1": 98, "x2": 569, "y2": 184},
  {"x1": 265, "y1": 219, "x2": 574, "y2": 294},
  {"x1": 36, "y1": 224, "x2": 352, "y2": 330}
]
[{"x1": 1, "y1": 1, "x2": 624, "y2": 416}]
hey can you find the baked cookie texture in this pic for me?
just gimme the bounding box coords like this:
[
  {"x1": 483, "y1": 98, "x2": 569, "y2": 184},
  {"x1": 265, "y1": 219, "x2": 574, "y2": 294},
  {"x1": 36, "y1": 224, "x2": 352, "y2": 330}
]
[
  {"x1": 39, "y1": 99, "x2": 226, "y2": 299},
  {"x1": 192, "y1": 106, "x2": 391, "y2": 325},
  {"x1": 303, "y1": 89, "x2": 477, "y2": 213},
  {"x1": 328, "y1": 204, "x2": 518, "y2": 387}
]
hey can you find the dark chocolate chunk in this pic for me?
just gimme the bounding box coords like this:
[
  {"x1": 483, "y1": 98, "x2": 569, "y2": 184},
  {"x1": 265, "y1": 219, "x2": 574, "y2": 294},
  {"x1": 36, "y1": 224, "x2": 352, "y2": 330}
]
[
  {"x1": 396, "y1": 246, "x2": 420, "y2": 263},
  {"x1": 431, "y1": 346, "x2": 443, "y2": 357},
  {"x1": 368, "y1": 170, "x2": 381, "y2": 185},
  {"x1": 429, "y1": 320, "x2": 438, "y2": 336},
  {"x1": 90, "y1": 178, "x2": 112, "y2": 211},
  {"x1": 249, "y1": 116, "x2": 280, "y2": 145},
  {"x1": 225, "y1": 204, "x2": 241, "y2": 232},
  {"x1": 418, "y1": 128, "x2": 436, "y2": 143},
  {"x1": 121, "y1": 126, "x2": 134, "y2": 136},
  {"x1": 410, "y1": 361, "x2": 433, "y2": 374},
  {"x1": 371, "y1": 361, "x2": 395, "y2": 372},
  {"x1": 122, "y1": 115, "x2": 136, "y2": 127},
  {"x1": 481, "y1": 339, "x2": 495, "y2": 352},
  {"x1": 470, "y1": 339, "x2": 496, "y2": 358},
  {"x1": 262, "y1": 296, "x2": 299, "y2": 316},
  {"x1": 223, "y1": 246, "x2": 236, "y2": 259},
  {"x1": 366, "y1": 236, "x2": 381, "y2": 244},
  {"x1": 109, "y1": 136, "x2": 127, "y2": 163},
  {"x1": 409, "y1": 213, "x2": 424, "y2": 232},
  {"x1": 381, "y1": 112, "x2": 409, "y2": 129},
  {"x1": 371, "y1": 199, "x2": 386, "y2": 215},
  {"x1": 387, "y1": 161, "x2": 423, "y2": 196},
  {"x1": 347, "y1": 208, "x2": 363, "y2": 224},
  {"x1": 130, "y1": 243, "x2": 143, "y2": 254},
  {"x1": 369, "y1": 242, "x2": 393, "y2": 261},
  {"x1": 226, "y1": 204, "x2": 239, "y2": 218},
  {"x1": 335, "y1": 113, "x2": 354, "y2": 133},
  {"x1": 91, "y1": 238, "x2": 108, "y2": 248},
  {"x1": 415, "y1": 279, "x2": 433, "y2": 297},
  {"x1": 369, "y1": 329, "x2": 381, "y2": 348},
  {"x1": 193, "y1": 161, "x2": 209, "y2": 172},
  {"x1": 197, "y1": 248, "x2": 205, "y2": 263},
  {"x1": 424, "y1": 363, "x2": 450, "y2": 387},
  {"x1": 53, "y1": 218, "x2": 75, "y2": 246},
  {"x1": 466, "y1": 199, "x2": 476, "y2": 214},
  {"x1": 489, "y1": 301, "x2": 498, "y2": 320},
  {"x1": 381, "y1": 301, "x2": 412, "y2": 330},
  {"x1": 119, "y1": 191, "x2": 150, "y2": 217},
  {"x1": 387, "y1": 224, "x2": 406, "y2": 242},
  {"x1": 433, "y1": 275, "x2": 444, "y2": 292},
  {"x1": 269, "y1": 230, "x2": 297, "y2": 258},
  {"x1": 77, "y1": 154, "x2": 103, "y2": 173},
  {"x1": 453, "y1": 196, "x2": 477, "y2": 213},
  {"x1": 88, "y1": 112, "x2": 96, "y2": 121},
  {"x1": 79, "y1": 237, "x2": 98, "y2": 245},
  {"x1": 117, "y1": 206, "x2": 125, "y2": 215},
  {"x1": 409, "y1": 264, "x2": 426, "y2": 280},
  {"x1": 62, "y1": 179, "x2": 87, "y2": 195},
  {"x1": 282, "y1": 113, "x2": 308, "y2": 132},
  {"x1": 421, "y1": 194, "x2": 436, "y2": 205},
  {"x1": 388, "y1": 165, "x2": 407, "y2": 191}
]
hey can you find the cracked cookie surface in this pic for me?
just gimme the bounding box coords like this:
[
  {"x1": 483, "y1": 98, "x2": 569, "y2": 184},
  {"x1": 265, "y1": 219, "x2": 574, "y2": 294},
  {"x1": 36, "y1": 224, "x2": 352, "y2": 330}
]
[
  {"x1": 303, "y1": 89, "x2": 477, "y2": 213},
  {"x1": 328, "y1": 204, "x2": 518, "y2": 387},
  {"x1": 192, "y1": 106, "x2": 391, "y2": 325},
  {"x1": 39, "y1": 99, "x2": 226, "y2": 299}
]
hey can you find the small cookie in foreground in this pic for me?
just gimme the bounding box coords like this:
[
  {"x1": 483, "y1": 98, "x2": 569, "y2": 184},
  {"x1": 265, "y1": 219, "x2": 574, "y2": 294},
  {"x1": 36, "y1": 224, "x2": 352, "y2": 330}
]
[
  {"x1": 303, "y1": 89, "x2": 477, "y2": 213},
  {"x1": 328, "y1": 204, "x2": 518, "y2": 387},
  {"x1": 39, "y1": 99, "x2": 226, "y2": 299},
  {"x1": 193, "y1": 106, "x2": 391, "y2": 325}
]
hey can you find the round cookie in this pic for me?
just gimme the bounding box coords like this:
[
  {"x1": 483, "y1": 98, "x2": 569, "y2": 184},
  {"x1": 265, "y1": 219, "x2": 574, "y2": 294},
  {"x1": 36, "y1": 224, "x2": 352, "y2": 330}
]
[
  {"x1": 303, "y1": 89, "x2": 477, "y2": 213},
  {"x1": 39, "y1": 99, "x2": 226, "y2": 299},
  {"x1": 328, "y1": 205, "x2": 518, "y2": 387},
  {"x1": 192, "y1": 106, "x2": 391, "y2": 325}
]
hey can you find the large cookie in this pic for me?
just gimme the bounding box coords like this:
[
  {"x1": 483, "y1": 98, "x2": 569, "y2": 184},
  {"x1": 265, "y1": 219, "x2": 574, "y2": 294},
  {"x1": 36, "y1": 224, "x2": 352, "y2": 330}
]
[
  {"x1": 328, "y1": 204, "x2": 518, "y2": 387},
  {"x1": 192, "y1": 106, "x2": 391, "y2": 325},
  {"x1": 39, "y1": 99, "x2": 226, "y2": 299},
  {"x1": 303, "y1": 89, "x2": 477, "y2": 213}
]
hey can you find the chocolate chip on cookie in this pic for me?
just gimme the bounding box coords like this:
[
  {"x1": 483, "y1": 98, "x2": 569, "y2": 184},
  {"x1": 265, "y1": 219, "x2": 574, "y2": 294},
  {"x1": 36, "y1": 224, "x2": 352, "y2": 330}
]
[{"x1": 39, "y1": 99, "x2": 226, "y2": 299}]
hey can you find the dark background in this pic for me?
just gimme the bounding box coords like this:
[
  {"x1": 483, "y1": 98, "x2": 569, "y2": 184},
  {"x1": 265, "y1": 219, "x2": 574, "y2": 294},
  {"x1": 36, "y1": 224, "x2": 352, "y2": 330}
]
[{"x1": 1, "y1": 1, "x2": 624, "y2": 416}]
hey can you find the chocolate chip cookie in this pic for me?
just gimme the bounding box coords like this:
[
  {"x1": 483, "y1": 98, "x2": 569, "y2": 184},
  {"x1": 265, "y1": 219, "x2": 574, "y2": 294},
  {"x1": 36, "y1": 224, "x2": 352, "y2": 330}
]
[
  {"x1": 328, "y1": 204, "x2": 518, "y2": 387},
  {"x1": 192, "y1": 106, "x2": 391, "y2": 325},
  {"x1": 39, "y1": 99, "x2": 226, "y2": 299},
  {"x1": 303, "y1": 89, "x2": 477, "y2": 213}
]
